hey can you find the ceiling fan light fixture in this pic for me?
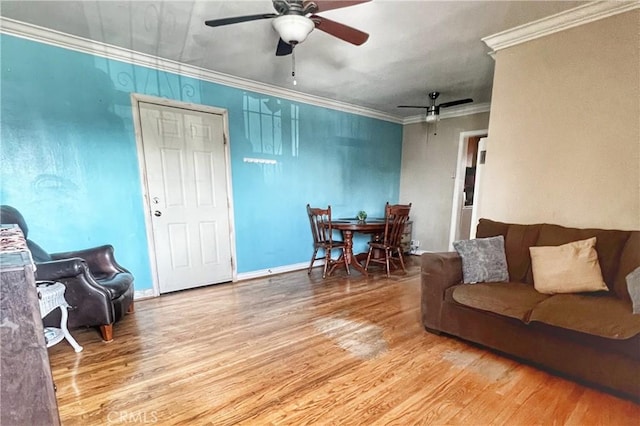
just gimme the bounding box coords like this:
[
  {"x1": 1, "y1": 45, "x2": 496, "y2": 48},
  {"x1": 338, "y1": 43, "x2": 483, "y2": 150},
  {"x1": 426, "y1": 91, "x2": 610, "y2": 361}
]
[
  {"x1": 272, "y1": 15, "x2": 314, "y2": 45},
  {"x1": 425, "y1": 106, "x2": 439, "y2": 123}
]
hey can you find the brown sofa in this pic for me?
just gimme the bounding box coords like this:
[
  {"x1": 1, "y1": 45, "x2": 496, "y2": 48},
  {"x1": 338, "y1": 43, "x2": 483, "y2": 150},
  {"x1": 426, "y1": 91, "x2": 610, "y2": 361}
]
[{"x1": 421, "y1": 218, "x2": 640, "y2": 401}]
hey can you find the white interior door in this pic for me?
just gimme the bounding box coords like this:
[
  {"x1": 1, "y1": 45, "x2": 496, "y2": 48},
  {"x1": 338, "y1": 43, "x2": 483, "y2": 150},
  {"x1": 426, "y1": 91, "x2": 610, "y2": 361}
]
[{"x1": 139, "y1": 101, "x2": 233, "y2": 293}]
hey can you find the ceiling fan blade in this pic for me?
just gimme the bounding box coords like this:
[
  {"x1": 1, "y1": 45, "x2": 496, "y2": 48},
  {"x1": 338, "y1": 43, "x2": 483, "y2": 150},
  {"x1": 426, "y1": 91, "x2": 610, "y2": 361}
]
[
  {"x1": 439, "y1": 98, "x2": 473, "y2": 109},
  {"x1": 397, "y1": 105, "x2": 429, "y2": 108},
  {"x1": 275, "y1": 38, "x2": 293, "y2": 56},
  {"x1": 205, "y1": 13, "x2": 278, "y2": 27},
  {"x1": 306, "y1": 0, "x2": 371, "y2": 13},
  {"x1": 310, "y1": 15, "x2": 369, "y2": 45}
]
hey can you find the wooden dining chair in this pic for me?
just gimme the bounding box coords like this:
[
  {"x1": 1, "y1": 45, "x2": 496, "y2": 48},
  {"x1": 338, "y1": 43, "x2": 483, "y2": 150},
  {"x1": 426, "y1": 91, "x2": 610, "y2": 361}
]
[
  {"x1": 306, "y1": 204, "x2": 350, "y2": 278},
  {"x1": 365, "y1": 202, "x2": 412, "y2": 277}
]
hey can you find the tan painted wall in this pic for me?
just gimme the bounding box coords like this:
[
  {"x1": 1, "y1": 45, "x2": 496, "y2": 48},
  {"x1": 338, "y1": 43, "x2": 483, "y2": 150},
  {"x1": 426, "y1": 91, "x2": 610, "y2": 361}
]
[
  {"x1": 400, "y1": 112, "x2": 490, "y2": 251},
  {"x1": 477, "y1": 10, "x2": 640, "y2": 230}
]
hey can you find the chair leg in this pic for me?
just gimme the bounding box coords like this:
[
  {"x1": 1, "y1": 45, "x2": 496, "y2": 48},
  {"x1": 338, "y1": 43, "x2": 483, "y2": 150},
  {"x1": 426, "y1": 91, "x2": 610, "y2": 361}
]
[
  {"x1": 99, "y1": 324, "x2": 114, "y2": 342},
  {"x1": 127, "y1": 301, "x2": 135, "y2": 314},
  {"x1": 322, "y1": 249, "x2": 331, "y2": 279},
  {"x1": 397, "y1": 248, "x2": 406, "y2": 273},
  {"x1": 308, "y1": 248, "x2": 319, "y2": 274},
  {"x1": 365, "y1": 246, "x2": 373, "y2": 271},
  {"x1": 385, "y1": 248, "x2": 391, "y2": 278}
]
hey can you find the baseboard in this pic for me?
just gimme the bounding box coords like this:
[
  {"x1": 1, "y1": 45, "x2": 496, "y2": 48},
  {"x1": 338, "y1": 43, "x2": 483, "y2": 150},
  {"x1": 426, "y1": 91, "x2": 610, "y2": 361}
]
[
  {"x1": 134, "y1": 253, "x2": 426, "y2": 295},
  {"x1": 133, "y1": 262, "x2": 319, "y2": 299},
  {"x1": 236, "y1": 261, "x2": 316, "y2": 281},
  {"x1": 134, "y1": 288, "x2": 156, "y2": 300}
]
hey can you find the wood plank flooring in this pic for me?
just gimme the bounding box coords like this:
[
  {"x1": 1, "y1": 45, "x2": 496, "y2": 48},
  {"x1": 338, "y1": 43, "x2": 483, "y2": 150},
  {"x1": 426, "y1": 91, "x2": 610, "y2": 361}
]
[{"x1": 48, "y1": 257, "x2": 639, "y2": 425}]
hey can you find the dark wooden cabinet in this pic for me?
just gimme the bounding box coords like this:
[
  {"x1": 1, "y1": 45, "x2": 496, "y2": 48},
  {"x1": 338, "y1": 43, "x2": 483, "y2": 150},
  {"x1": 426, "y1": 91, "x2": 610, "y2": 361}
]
[{"x1": 0, "y1": 230, "x2": 60, "y2": 425}]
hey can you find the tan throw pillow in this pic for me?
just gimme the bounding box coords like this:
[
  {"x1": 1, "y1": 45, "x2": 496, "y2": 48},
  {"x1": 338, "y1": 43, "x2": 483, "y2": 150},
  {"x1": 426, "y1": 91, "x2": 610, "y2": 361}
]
[{"x1": 529, "y1": 237, "x2": 608, "y2": 294}]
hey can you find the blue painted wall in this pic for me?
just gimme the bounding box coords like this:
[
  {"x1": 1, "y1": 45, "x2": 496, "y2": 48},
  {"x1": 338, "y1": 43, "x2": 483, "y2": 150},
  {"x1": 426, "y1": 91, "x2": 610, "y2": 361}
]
[{"x1": 0, "y1": 35, "x2": 402, "y2": 290}]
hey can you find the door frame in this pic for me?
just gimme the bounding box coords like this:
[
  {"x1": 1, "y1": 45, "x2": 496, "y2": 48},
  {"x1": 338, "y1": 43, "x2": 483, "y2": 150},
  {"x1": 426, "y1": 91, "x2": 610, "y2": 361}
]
[
  {"x1": 130, "y1": 93, "x2": 237, "y2": 297},
  {"x1": 469, "y1": 137, "x2": 487, "y2": 240},
  {"x1": 448, "y1": 129, "x2": 487, "y2": 249}
]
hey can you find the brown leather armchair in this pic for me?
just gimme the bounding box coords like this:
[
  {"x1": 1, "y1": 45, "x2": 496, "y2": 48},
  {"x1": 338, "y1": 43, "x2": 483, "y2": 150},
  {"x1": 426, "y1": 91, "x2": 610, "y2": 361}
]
[{"x1": 0, "y1": 205, "x2": 134, "y2": 341}]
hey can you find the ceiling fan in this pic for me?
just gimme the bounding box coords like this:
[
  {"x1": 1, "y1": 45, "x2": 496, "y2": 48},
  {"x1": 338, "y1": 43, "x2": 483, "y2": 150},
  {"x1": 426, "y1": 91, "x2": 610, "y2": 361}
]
[
  {"x1": 398, "y1": 92, "x2": 473, "y2": 123},
  {"x1": 204, "y1": 0, "x2": 370, "y2": 56}
]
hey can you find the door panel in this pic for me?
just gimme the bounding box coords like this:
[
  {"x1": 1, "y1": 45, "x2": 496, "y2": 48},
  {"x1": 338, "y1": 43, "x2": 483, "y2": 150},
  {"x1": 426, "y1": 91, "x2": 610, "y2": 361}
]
[
  {"x1": 162, "y1": 149, "x2": 186, "y2": 206},
  {"x1": 139, "y1": 101, "x2": 232, "y2": 293},
  {"x1": 200, "y1": 222, "x2": 219, "y2": 264},
  {"x1": 194, "y1": 152, "x2": 215, "y2": 206}
]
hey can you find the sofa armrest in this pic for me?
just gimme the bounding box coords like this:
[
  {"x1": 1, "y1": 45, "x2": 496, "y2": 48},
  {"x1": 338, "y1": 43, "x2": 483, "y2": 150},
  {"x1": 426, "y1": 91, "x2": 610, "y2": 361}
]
[
  {"x1": 421, "y1": 252, "x2": 463, "y2": 333},
  {"x1": 51, "y1": 245, "x2": 127, "y2": 275}
]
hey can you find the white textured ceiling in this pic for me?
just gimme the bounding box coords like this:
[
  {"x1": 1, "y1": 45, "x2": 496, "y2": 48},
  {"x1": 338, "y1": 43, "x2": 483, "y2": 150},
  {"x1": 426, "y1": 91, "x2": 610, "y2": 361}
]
[{"x1": 0, "y1": 0, "x2": 588, "y2": 118}]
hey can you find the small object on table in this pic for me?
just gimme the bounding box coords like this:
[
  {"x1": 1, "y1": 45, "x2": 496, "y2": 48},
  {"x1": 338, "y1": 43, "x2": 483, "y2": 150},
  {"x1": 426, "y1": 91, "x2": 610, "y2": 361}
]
[
  {"x1": 37, "y1": 282, "x2": 83, "y2": 353},
  {"x1": 356, "y1": 210, "x2": 367, "y2": 222}
]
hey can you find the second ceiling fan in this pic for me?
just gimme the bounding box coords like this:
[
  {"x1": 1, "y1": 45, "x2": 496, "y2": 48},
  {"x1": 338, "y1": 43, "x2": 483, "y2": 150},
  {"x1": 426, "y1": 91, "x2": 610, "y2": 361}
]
[{"x1": 205, "y1": 0, "x2": 370, "y2": 56}]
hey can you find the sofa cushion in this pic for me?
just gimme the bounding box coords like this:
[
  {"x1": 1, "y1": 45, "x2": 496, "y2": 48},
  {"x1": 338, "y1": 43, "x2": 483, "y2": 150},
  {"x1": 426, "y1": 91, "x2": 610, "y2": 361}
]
[
  {"x1": 476, "y1": 219, "x2": 541, "y2": 285},
  {"x1": 529, "y1": 237, "x2": 608, "y2": 294},
  {"x1": 536, "y1": 224, "x2": 630, "y2": 292},
  {"x1": 451, "y1": 282, "x2": 550, "y2": 321},
  {"x1": 614, "y1": 233, "x2": 640, "y2": 303},
  {"x1": 529, "y1": 294, "x2": 640, "y2": 339},
  {"x1": 453, "y1": 236, "x2": 509, "y2": 283}
]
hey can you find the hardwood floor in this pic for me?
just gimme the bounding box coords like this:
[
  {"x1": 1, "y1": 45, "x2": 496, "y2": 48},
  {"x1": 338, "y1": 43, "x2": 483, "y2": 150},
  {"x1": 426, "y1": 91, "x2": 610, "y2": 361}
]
[{"x1": 48, "y1": 257, "x2": 639, "y2": 425}]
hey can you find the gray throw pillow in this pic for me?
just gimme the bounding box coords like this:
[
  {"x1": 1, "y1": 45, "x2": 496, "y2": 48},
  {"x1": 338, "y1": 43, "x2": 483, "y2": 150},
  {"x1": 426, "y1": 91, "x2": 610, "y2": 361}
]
[
  {"x1": 626, "y1": 267, "x2": 640, "y2": 314},
  {"x1": 453, "y1": 235, "x2": 509, "y2": 283}
]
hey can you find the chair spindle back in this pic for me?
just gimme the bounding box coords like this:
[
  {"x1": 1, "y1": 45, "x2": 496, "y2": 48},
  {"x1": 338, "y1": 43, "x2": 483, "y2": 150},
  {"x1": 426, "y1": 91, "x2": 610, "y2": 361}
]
[
  {"x1": 383, "y1": 202, "x2": 412, "y2": 246},
  {"x1": 307, "y1": 204, "x2": 334, "y2": 244}
]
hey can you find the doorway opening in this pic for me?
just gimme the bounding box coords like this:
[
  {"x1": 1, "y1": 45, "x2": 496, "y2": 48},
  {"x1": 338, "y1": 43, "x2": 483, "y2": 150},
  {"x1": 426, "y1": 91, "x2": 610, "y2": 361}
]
[{"x1": 449, "y1": 130, "x2": 487, "y2": 248}]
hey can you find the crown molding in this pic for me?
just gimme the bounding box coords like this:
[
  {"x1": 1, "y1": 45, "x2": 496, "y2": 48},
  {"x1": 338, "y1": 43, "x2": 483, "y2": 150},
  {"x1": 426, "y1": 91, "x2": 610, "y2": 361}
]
[
  {"x1": 402, "y1": 102, "x2": 491, "y2": 125},
  {"x1": 482, "y1": 1, "x2": 640, "y2": 53},
  {"x1": 0, "y1": 17, "x2": 404, "y2": 124}
]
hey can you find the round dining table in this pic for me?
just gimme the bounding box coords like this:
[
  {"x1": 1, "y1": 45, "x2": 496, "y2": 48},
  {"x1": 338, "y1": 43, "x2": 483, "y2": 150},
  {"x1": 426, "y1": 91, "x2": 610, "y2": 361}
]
[{"x1": 326, "y1": 219, "x2": 386, "y2": 276}]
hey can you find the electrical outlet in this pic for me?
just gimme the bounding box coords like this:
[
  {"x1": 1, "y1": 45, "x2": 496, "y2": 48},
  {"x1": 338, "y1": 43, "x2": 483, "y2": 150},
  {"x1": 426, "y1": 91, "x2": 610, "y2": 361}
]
[{"x1": 411, "y1": 240, "x2": 420, "y2": 247}]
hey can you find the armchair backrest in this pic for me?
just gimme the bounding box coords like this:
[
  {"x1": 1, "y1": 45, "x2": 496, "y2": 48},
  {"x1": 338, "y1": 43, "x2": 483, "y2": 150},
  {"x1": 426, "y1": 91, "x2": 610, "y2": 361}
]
[
  {"x1": 0, "y1": 205, "x2": 29, "y2": 236},
  {"x1": 0, "y1": 205, "x2": 52, "y2": 262}
]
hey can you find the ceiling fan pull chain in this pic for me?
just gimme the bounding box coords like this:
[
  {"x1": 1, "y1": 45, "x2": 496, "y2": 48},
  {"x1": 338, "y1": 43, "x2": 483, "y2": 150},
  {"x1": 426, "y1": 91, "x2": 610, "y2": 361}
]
[{"x1": 291, "y1": 47, "x2": 297, "y2": 86}]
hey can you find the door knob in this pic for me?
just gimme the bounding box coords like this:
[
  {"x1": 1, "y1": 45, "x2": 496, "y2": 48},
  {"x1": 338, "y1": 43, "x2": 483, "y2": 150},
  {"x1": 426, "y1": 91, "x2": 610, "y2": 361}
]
[{"x1": 154, "y1": 210, "x2": 162, "y2": 217}]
